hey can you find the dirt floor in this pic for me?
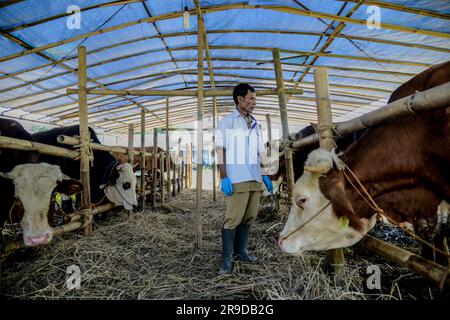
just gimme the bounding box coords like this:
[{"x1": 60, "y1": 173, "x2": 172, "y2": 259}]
[{"x1": 1, "y1": 188, "x2": 449, "y2": 300}]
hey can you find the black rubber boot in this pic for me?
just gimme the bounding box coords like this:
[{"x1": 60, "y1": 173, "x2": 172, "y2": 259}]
[
  {"x1": 219, "y1": 228, "x2": 236, "y2": 274},
  {"x1": 234, "y1": 224, "x2": 257, "y2": 262}
]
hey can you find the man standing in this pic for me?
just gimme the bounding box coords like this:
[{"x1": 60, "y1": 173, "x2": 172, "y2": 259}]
[{"x1": 216, "y1": 83, "x2": 273, "y2": 274}]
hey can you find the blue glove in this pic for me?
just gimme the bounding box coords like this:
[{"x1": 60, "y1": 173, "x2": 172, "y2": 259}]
[
  {"x1": 221, "y1": 177, "x2": 234, "y2": 197},
  {"x1": 262, "y1": 175, "x2": 273, "y2": 194}
]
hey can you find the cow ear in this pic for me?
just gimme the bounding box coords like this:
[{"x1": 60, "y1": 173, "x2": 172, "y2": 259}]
[
  {"x1": 0, "y1": 171, "x2": 11, "y2": 180},
  {"x1": 319, "y1": 171, "x2": 364, "y2": 231},
  {"x1": 56, "y1": 179, "x2": 83, "y2": 195}
]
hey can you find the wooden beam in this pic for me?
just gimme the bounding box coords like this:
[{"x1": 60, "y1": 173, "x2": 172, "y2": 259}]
[
  {"x1": 77, "y1": 46, "x2": 93, "y2": 236},
  {"x1": 314, "y1": 67, "x2": 346, "y2": 281},
  {"x1": 195, "y1": 0, "x2": 204, "y2": 250},
  {"x1": 338, "y1": 0, "x2": 450, "y2": 20},
  {"x1": 291, "y1": 81, "x2": 450, "y2": 149},
  {"x1": 0, "y1": 3, "x2": 447, "y2": 64}
]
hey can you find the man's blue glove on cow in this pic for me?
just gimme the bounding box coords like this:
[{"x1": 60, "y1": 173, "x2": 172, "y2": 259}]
[
  {"x1": 262, "y1": 175, "x2": 273, "y2": 194},
  {"x1": 221, "y1": 177, "x2": 234, "y2": 197}
]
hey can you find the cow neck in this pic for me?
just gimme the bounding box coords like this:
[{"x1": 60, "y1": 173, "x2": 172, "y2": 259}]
[{"x1": 102, "y1": 160, "x2": 119, "y2": 187}]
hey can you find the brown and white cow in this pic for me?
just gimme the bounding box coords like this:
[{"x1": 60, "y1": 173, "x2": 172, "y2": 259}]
[
  {"x1": 0, "y1": 118, "x2": 82, "y2": 246},
  {"x1": 279, "y1": 61, "x2": 450, "y2": 260}
]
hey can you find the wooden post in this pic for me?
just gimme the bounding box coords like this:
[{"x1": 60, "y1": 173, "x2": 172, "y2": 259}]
[
  {"x1": 152, "y1": 128, "x2": 158, "y2": 207},
  {"x1": 272, "y1": 48, "x2": 295, "y2": 194},
  {"x1": 128, "y1": 124, "x2": 134, "y2": 165},
  {"x1": 77, "y1": 46, "x2": 93, "y2": 236},
  {"x1": 140, "y1": 109, "x2": 146, "y2": 211},
  {"x1": 172, "y1": 160, "x2": 176, "y2": 197},
  {"x1": 190, "y1": 142, "x2": 193, "y2": 188},
  {"x1": 160, "y1": 152, "x2": 165, "y2": 204},
  {"x1": 185, "y1": 143, "x2": 190, "y2": 189},
  {"x1": 195, "y1": 3, "x2": 204, "y2": 249},
  {"x1": 212, "y1": 96, "x2": 217, "y2": 201},
  {"x1": 314, "y1": 67, "x2": 345, "y2": 282},
  {"x1": 266, "y1": 114, "x2": 272, "y2": 157},
  {"x1": 165, "y1": 98, "x2": 171, "y2": 199},
  {"x1": 177, "y1": 137, "x2": 182, "y2": 193}
]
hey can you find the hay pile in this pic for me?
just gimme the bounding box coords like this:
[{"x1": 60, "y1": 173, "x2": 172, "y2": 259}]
[{"x1": 0, "y1": 190, "x2": 447, "y2": 300}]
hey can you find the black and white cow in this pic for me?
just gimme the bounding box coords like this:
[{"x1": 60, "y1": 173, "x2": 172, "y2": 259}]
[{"x1": 32, "y1": 125, "x2": 138, "y2": 211}]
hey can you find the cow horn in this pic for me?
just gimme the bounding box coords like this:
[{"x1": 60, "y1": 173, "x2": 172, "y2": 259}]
[{"x1": 304, "y1": 164, "x2": 331, "y2": 174}]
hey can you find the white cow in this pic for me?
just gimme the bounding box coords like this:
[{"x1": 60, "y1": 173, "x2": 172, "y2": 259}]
[{"x1": 1, "y1": 163, "x2": 82, "y2": 246}]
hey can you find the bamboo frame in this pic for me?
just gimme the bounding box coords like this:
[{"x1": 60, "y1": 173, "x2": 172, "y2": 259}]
[
  {"x1": 195, "y1": 0, "x2": 204, "y2": 249},
  {"x1": 291, "y1": 81, "x2": 450, "y2": 149},
  {"x1": 0, "y1": 136, "x2": 78, "y2": 159},
  {"x1": 152, "y1": 128, "x2": 157, "y2": 208},
  {"x1": 314, "y1": 67, "x2": 346, "y2": 280},
  {"x1": 77, "y1": 46, "x2": 93, "y2": 237},
  {"x1": 165, "y1": 98, "x2": 171, "y2": 199},
  {"x1": 57, "y1": 135, "x2": 154, "y2": 157},
  {"x1": 140, "y1": 108, "x2": 146, "y2": 211},
  {"x1": 0, "y1": 3, "x2": 447, "y2": 65},
  {"x1": 127, "y1": 124, "x2": 134, "y2": 165},
  {"x1": 361, "y1": 235, "x2": 450, "y2": 287},
  {"x1": 160, "y1": 152, "x2": 165, "y2": 205},
  {"x1": 338, "y1": 0, "x2": 450, "y2": 20},
  {"x1": 290, "y1": 0, "x2": 364, "y2": 94}
]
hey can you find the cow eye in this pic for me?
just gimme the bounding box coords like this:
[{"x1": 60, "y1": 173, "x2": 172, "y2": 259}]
[{"x1": 122, "y1": 182, "x2": 131, "y2": 190}]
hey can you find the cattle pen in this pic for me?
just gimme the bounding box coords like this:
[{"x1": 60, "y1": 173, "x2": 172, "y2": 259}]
[{"x1": 0, "y1": 0, "x2": 450, "y2": 302}]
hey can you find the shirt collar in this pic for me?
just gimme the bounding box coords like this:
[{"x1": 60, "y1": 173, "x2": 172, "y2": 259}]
[{"x1": 233, "y1": 107, "x2": 256, "y2": 122}]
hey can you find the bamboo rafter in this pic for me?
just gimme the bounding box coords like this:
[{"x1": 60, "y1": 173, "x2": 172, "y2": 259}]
[{"x1": 0, "y1": 3, "x2": 448, "y2": 65}]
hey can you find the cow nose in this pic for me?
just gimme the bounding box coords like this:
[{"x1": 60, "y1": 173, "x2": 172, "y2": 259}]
[{"x1": 28, "y1": 232, "x2": 51, "y2": 246}]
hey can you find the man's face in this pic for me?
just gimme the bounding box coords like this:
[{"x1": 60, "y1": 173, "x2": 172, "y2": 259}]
[{"x1": 237, "y1": 90, "x2": 256, "y2": 114}]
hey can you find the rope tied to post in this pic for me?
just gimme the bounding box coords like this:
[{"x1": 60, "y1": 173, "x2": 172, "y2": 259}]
[
  {"x1": 79, "y1": 208, "x2": 93, "y2": 228},
  {"x1": 73, "y1": 135, "x2": 94, "y2": 166}
]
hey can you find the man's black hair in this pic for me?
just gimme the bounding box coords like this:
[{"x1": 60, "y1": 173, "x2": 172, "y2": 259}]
[{"x1": 233, "y1": 83, "x2": 255, "y2": 105}]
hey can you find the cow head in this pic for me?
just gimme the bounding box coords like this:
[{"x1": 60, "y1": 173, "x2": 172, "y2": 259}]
[
  {"x1": 0, "y1": 163, "x2": 83, "y2": 247},
  {"x1": 278, "y1": 148, "x2": 377, "y2": 255},
  {"x1": 103, "y1": 162, "x2": 138, "y2": 211}
]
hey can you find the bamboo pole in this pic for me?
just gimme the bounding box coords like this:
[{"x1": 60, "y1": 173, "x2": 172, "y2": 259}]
[
  {"x1": 190, "y1": 143, "x2": 193, "y2": 188},
  {"x1": 177, "y1": 137, "x2": 182, "y2": 193},
  {"x1": 165, "y1": 98, "x2": 171, "y2": 199},
  {"x1": 152, "y1": 128, "x2": 158, "y2": 208},
  {"x1": 140, "y1": 108, "x2": 146, "y2": 211},
  {"x1": 160, "y1": 152, "x2": 165, "y2": 204},
  {"x1": 314, "y1": 67, "x2": 345, "y2": 281},
  {"x1": 290, "y1": 81, "x2": 450, "y2": 149},
  {"x1": 195, "y1": 1, "x2": 204, "y2": 249},
  {"x1": 185, "y1": 143, "x2": 190, "y2": 189},
  {"x1": 66, "y1": 88, "x2": 304, "y2": 96},
  {"x1": 57, "y1": 135, "x2": 154, "y2": 157},
  {"x1": 337, "y1": 0, "x2": 449, "y2": 20},
  {"x1": 3, "y1": 202, "x2": 119, "y2": 255},
  {"x1": 1, "y1": 3, "x2": 448, "y2": 65},
  {"x1": 273, "y1": 48, "x2": 295, "y2": 195},
  {"x1": 266, "y1": 114, "x2": 272, "y2": 157},
  {"x1": 0, "y1": 136, "x2": 78, "y2": 159},
  {"x1": 212, "y1": 96, "x2": 217, "y2": 201},
  {"x1": 128, "y1": 124, "x2": 134, "y2": 165},
  {"x1": 77, "y1": 46, "x2": 93, "y2": 237},
  {"x1": 361, "y1": 235, "x2": 450, "y2": 287}
]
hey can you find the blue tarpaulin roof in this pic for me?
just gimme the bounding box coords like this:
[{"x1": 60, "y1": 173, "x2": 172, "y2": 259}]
[{"x1": 0, "y1": 0, "x2": 449, "y2": 133}]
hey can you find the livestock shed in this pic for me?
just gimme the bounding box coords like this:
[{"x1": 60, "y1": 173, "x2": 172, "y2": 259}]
[{"x1": 0, "y1": 0, "x2": 449, "y2": 304}]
